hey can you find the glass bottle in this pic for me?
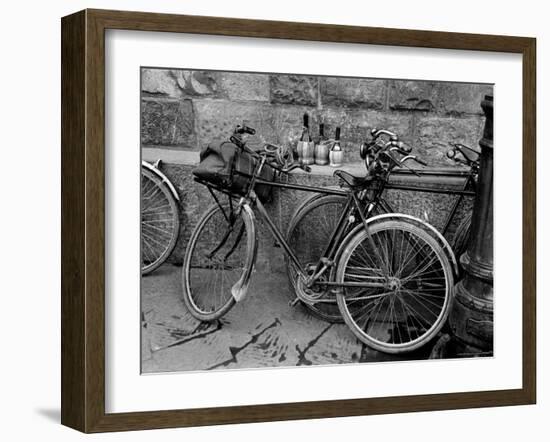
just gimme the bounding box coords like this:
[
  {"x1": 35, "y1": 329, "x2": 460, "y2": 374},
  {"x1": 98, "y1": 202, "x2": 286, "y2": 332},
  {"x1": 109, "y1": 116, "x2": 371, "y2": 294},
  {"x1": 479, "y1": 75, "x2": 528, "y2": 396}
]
[
  {"x1": 329, "y1": 127, "x2": 343, "y2": 167},
  {"x1": 314, "y1": 123, "x2": 329, "y2": 165},
  {"x1": 297, "y1": 113, "x2": 315, "y2": 165}
]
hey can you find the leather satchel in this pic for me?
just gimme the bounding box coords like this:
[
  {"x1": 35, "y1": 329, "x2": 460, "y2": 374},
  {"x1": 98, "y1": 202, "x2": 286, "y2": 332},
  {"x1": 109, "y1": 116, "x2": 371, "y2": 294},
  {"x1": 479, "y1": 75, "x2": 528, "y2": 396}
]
[{"x1": 193, "y1": 140, "x2": 275, "y2": 202}]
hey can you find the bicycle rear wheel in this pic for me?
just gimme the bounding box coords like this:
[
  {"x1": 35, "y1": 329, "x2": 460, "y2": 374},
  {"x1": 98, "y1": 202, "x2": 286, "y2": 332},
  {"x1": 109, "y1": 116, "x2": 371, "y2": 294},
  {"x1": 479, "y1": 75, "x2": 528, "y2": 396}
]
[
  {"x1": 335, "y1": 219, "x2": 454, "y2": 353},
  {"x1": 141, "y1": 166, "x2": 180, "y2": 275},
  {"x1": 182, "y1": 204, "x2": 256, "y2": 322},
  {"x1": 286, "y1": 194, "x2": 348, "y2": 322}
]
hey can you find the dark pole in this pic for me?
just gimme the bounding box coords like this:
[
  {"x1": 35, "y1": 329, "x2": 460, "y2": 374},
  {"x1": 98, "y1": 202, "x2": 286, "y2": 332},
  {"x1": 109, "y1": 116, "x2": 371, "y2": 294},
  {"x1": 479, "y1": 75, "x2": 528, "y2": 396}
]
[{"x1": 448, "y1": 95, "x2": 494, "y2": 353}]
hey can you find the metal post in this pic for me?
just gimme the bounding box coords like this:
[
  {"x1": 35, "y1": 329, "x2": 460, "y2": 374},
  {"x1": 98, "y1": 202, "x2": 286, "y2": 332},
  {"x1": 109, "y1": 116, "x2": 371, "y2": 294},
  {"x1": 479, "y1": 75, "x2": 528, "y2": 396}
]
[{"x1": 448, "y1": 95, "x2": 494, "y2": 353}]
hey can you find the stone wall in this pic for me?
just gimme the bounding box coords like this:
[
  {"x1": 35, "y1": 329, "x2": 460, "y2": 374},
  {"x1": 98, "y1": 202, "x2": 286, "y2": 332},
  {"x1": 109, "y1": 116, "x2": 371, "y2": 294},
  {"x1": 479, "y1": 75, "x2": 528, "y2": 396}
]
[
  {"x1": 141, "y1": 68, "x2": 492, "y2": 166},
  {"x1": 141, "y1": 69, "x2": 487, "y2": 272}
]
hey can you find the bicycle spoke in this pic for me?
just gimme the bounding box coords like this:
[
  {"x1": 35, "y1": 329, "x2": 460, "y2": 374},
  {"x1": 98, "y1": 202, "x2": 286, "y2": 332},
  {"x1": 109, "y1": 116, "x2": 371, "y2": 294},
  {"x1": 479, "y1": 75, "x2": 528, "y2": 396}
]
[
  {"x1": 366, "y1": 296, "x2": 389, "y2": 338},
  {"x1": 401, "y1": 288, "x2": 445, "y2": 311},
  {"x1": 142, "y1": 222, "x2": 174, "y2": 237},
  {"x1": 395, "y1": 232, "x2": 427, "y2": 278},
  {"x1": 343, "y1": 290, "x2": 394, "y2": 302},
  {"x1": 401, "y1": 249, "x2": 439, "y2": 282},
  {"x1": 142, "y1": 201, "x2": 172, "y2": 214},
  {"x1": 399, "y1": 291, "x2": 439, "y2": 323},
  {"x1": 396, "y1": 295, "x2": 413, "y2": 343},
  {"x1": 372, "y1": 295, "x2": 393, "y2": 341}
]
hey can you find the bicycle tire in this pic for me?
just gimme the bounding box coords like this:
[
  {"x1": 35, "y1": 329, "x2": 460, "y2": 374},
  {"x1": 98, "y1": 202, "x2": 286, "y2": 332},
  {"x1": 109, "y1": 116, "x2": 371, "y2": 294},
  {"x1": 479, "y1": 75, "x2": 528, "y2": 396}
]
[
  {"x1": 141, "y1": 166, "x2": 180, "y2": 275},
  {"x1": 182, "y1": 204, "x2": 256, "y2": 322},
  {"x1": 335, "y1": 219, "x2": 454, "y2": 354},
  {"x1": 452, "y1": 212, "x2": 472, "y2": 260}
]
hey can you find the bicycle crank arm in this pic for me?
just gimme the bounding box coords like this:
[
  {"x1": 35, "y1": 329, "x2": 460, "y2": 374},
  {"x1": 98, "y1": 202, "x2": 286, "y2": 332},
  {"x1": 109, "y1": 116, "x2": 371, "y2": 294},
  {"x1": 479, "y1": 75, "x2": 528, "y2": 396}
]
[{"x1": 305, "y1": 263, "x2": 330, "y2": 287}]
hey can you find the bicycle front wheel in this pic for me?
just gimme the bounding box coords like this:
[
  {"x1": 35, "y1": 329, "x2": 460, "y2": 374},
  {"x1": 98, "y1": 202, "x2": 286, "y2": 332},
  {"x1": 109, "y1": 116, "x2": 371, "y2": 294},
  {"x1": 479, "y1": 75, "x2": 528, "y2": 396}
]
[
  {"x1": 182, "y1": 204, "x2": 256, "y2": 322},
  {"x1": 141, "y1": 166, "x2": 180, "y2": 275},
  {"x1": 336, "y1": 219, "x2": 454, "y2": 354}
]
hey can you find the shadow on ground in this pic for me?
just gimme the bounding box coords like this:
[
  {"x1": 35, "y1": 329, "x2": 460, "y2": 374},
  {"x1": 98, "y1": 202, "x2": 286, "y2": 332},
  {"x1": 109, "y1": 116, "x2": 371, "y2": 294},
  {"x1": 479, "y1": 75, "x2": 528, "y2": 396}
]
[
  {"x1": 35, "y1": 408, "x2": 60, "y2": 423},
  {"x1": 141, "y1": 264, "x2": 435, "y2": 373}
]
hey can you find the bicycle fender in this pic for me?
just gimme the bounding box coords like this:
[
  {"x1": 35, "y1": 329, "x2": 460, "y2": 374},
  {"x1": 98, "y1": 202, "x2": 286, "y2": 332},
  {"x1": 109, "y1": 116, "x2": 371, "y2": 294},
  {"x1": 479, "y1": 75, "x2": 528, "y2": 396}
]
[
  {"x1": 372, "y1": 213, "x2": 459, "y2": 277},
  {"x1": 141, "y1": 160, "x2": 180, "y2": 201},
  {"x1": 333, "y1": 213, "x2": 460, "y2": 278},
  {"x1": 231, "y1": 203, "x2": 258, "y2": 302}
]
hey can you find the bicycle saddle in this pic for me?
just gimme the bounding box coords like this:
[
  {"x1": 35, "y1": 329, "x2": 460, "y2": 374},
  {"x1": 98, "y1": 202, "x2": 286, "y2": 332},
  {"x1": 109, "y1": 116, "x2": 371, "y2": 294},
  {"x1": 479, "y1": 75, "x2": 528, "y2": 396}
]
[{"x1": 334, "y1": 170, "x2": 371, "y2": 188}]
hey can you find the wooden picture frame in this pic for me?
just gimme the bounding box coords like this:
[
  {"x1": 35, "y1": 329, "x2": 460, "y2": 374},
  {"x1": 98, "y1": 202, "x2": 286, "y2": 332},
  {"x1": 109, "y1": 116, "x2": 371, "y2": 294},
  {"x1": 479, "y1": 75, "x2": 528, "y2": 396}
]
[{"x1": 61, "y1": 8, "x2": 536, "y2": 433}]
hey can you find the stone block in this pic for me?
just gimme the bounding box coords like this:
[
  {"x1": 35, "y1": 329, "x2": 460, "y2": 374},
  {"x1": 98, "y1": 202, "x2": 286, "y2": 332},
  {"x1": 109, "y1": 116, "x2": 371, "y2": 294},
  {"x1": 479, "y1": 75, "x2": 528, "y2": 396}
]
[
  {"x1": 220, "y1": 72, "x2": 270, "y2": 101},
  {"x1": 320, "y1": 78, "x2": 386, "y2": 110},
  {"x1": 413, "y1": 116, "x2": 484, "y2": 166},
  {"x1": 389, "y1": 80, "x2": 493, "y2": 116},
  {"x1": 270, "y1": 75, "x2": 318, "y2": 106},
  {"x1": 194, "y1": 100, "x2": 278, "y2": 150},
  {"x1": 141, "y1": 99, "x2": 196, "y2": 147},
  {"x1": 141, "y1": 69, "x2": 181, "y2": 98},
  {"x1": 171, "y1": 70, "x2": 224, "y2": 97},
  {"x1": 436, "y1": 83, "x2": 494, "y2": 116},
  {"x1": 271, "y1": 105, "x2": 323, "y2": 147},
  {"x1": 389, "y1": 80, "x2": 439, "y2": 112}
]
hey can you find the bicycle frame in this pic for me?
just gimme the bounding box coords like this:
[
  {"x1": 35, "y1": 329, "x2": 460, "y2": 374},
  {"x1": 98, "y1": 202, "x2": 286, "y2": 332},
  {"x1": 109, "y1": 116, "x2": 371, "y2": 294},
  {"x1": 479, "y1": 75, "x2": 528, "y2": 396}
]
[
  {"x1": 383, "y1": 168, "x2": 476, "y2": 235},
  {"x1": 196, "y1": 152, "x2": 475, "y2": 298}
]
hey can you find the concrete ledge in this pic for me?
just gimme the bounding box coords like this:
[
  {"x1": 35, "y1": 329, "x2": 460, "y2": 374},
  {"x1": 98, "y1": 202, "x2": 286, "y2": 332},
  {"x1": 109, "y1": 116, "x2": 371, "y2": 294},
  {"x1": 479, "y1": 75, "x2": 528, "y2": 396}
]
[{"x1": 142, "y1": 147, "x2": 471, "y2": 188}]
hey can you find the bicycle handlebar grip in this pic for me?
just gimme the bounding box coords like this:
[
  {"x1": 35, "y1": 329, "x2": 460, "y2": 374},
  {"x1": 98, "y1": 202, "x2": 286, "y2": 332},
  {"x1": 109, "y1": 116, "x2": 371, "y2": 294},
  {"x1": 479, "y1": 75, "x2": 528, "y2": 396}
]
[
  {"x1": 400, "y1": 142, "x2": 412, "y2": 154},
  {"x1": 242, "y1": 125, "x2": 256, "y2": 135}
]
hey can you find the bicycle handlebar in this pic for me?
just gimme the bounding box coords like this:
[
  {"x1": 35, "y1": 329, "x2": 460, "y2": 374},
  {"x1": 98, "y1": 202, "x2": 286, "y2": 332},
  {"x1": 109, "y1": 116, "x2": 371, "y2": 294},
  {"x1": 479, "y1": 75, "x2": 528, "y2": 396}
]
[
  {"x1": 370, "y1": 128, "x2": 397, "y2": 139},
  {"x1": 401, "y1": 155, "x2": 428, "y2": 167},
  {"x1": 363, "y1": 128, "x2": 429, "y2": 174}
]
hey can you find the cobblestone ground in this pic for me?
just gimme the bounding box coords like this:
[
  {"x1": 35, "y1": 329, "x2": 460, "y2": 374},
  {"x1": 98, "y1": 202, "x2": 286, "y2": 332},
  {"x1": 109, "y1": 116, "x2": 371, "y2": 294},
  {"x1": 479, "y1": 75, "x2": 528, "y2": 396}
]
[{"x1": 141, "y1": 264, "x2": 435, "y2": 373}]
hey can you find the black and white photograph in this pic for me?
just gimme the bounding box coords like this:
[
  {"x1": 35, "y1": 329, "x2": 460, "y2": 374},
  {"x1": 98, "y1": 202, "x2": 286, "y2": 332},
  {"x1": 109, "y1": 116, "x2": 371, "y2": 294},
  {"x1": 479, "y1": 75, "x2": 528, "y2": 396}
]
[
  {"x1": 3, "y1": 0, "x2": 545, "y2": 437},
  {"x1": 140, "y1": 68, "x2": 494, "y2": 373}
]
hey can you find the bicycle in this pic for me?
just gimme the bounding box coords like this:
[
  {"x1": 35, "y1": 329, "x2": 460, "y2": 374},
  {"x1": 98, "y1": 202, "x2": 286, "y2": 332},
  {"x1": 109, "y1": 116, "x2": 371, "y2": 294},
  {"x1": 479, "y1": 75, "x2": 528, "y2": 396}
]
[
  {"x1": 182, "y1": 125, "x2": 457, "y2": 354},
  {"x1": 141, "y1": 160, "x2": 180, "y2": 275},
  {"x1": 286, "y1": 130, "x2": 479, "y2": 321}
]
